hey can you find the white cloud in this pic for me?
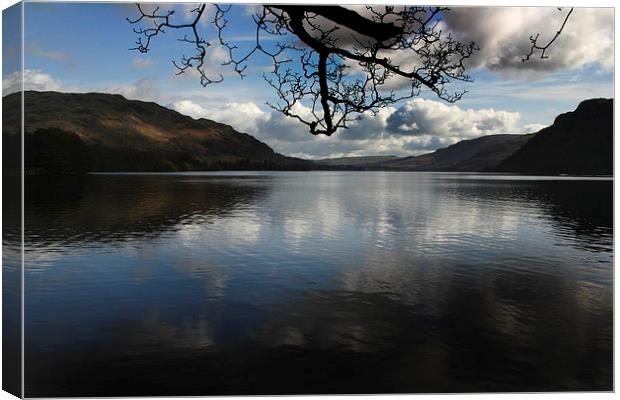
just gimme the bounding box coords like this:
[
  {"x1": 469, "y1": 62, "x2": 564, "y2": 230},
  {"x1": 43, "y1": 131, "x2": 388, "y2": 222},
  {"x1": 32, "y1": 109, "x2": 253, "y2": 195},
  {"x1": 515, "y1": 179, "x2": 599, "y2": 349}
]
[
  {"x1": 254, "y1": 104, "x2": 314, "y2": 143},
  {"x1": 298, "y1": 7, "x2": 613, "y2": 93},
  {"x1": 441, "y1": 7, "x2": 614, "y2": 77},
  {"x1": 2, "y1": 69, "x2": 62, "y2": 94},
  {"x1": 211, "y1": 101, "x2": 268, "y2": 132},
  {"x1": 168, "y1": 96, "x2": 533, "y2": 159},
  {"x1": 2, "y1": 68, "x2": 169, "y2": 106},
  {"x1": 171, "y1": 99, "x2": 206, "y2": 117},
  {"x1": 337, "y1": 107, "x2": 396, "y2": 141},
  {"x1": 386, "y1": 98, "x2": 522, "y2": 139},
  {"x1": 171, "y1": 98, "x2": 269, "y2": 133}
]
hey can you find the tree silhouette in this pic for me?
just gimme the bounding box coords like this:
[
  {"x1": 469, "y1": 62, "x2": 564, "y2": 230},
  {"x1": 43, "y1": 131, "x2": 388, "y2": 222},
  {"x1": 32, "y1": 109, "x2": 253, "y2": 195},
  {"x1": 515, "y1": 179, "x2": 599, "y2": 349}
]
[{"x1": 128, "y1": 5, "x2": 571, "y2": 136}]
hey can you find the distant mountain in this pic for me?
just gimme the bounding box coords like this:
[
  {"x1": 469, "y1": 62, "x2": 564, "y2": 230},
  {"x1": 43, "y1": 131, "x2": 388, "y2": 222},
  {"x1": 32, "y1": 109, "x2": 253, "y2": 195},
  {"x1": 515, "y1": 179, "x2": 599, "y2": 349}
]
[
  {"x1": 3, "y1": 91, "x2": 612, "y2": 176},
  {"x1": 314, "y1": 156, "x2": 399, "y2": 168},
  {"x1": 2, "y1": 91, "x2": 312, "y2": 173},
  {"x1": 377, "y1": 134, "x2": 532, "y2": 171},
  {"x1": 495, "y1": 98, "x2": 613, "y2": 175},
  {"x1": 342, "y1": 98, "x2": 613, "y2": 175}
]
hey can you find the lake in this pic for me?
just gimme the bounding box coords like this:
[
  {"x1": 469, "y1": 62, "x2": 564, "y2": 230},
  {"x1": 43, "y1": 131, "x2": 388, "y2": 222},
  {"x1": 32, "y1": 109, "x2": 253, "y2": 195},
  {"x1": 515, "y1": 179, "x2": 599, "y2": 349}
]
[{"x1": 8, "y1": 171, "x2": 614, "y2": 395}]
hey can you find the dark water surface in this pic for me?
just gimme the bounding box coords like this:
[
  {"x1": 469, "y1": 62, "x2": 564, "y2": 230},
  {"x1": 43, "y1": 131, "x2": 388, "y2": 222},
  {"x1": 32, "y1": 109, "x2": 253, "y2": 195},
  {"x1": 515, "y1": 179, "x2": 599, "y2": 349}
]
[{"x1": 19, "y1": 171, "x2": 612, "y2": 395}]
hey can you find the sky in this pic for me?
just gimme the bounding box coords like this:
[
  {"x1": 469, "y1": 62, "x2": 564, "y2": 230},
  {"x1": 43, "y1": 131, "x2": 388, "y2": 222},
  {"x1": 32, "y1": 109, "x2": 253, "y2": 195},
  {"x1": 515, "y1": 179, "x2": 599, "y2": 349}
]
[{"x1": 2, "y1": 3, "x2": 615, "y2": 159}]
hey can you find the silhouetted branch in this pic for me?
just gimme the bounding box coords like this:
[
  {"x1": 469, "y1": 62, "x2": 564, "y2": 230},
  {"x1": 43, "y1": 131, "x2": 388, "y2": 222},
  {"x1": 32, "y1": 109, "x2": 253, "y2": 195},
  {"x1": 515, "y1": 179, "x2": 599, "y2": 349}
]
[
  {"x1": 127, "y1": 3, "x2": 223, "y2": 85},
  {"x1": 128, "y1": 4, "x2": 477, "y2": 136},
  {"x1": 523, "y1": 7, "x2": 574, "y2": 62}
]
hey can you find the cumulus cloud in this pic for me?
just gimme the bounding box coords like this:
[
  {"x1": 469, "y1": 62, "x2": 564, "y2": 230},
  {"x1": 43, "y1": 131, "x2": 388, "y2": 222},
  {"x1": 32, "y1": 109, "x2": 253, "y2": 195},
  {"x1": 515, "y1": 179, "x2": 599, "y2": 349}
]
[
  {"x1": 254, "y1": 104, "x2": 321, "y2": 143},
  {"x1": 171, "y1": 98, "x2": 269, "y2": 133},
  {"x1": 171, "y1": 99, "x2": 206, "y2": 117},
  {"x1": 337, "y1": 107, "x2": 396, "y2": 141},
  {"x1": 386, "y1": 98, "x2": 521, "y2": 139},
  {"x1": 171, "y1": 97, "x2": 332, "y2": 145},
  {"x1": 241, "y1": 98, "x2": 528, "y2": 159},
  {"x1": 441, "y1": 7, "x2": 613, "y2": 77},
  {"x1": 2, "y1": 69, "x2": 63, "y2": 94},
  {"x1": 168, "y1": 97, "x2": 353, "y2": 156},
  {"x1": 227, "y1": 102, "x2": 268, "y2": 127},
  {"x1": 292, "y1": 7, "x2": 612, "y2": 92},
  {"x1": 402, "y1": 136, "x2": 452, "y2": 152},
  {"x1": 169, "y1": 96, "x2": 533, "y2": 159}
]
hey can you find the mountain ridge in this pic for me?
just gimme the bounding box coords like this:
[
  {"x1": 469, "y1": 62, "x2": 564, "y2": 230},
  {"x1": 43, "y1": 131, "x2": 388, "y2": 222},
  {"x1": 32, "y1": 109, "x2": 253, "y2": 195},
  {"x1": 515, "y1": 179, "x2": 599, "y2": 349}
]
[
  {"x1": 3, "y1": 90, "x2": 313, "y2": 172},
  {"x1": 376, "y1": 134, "x2": 533, "y2": 172},
  {"x1": 2, "y1": 91, "x2": 612, "y2": 176},
  {"x1": 316, "y1": 98, "x2": 612, "y2": 175},
  {"x1": 495, "y1": 98, "x2": 613, "y2": 175}
]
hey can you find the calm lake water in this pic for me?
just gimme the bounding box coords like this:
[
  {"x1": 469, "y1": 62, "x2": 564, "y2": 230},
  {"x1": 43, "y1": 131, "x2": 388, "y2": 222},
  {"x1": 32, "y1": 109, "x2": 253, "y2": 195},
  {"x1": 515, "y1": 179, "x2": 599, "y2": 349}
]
[{"x1": 12, "y1": 171, "x2": 615, "y2": 395}]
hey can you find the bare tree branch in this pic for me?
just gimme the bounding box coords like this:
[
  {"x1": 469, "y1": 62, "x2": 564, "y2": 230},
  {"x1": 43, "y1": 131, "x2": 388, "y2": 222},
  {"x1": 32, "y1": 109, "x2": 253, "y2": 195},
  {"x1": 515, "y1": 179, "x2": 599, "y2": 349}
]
[
  {"x1": 523, "y1": 7, "x2": 574, "y2": 62},
  {"x1": 128, "y1": 4, "x2": 477, "y2": 136},
  {"x1": 127, "y1": 3, "x2": 223, "y2": 85}
]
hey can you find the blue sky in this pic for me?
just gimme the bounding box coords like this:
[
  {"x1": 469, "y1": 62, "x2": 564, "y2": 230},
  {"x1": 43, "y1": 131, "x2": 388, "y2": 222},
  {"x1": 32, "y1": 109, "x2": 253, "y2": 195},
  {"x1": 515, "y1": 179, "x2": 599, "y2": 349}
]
[{"x1": 3, "y1": 3, "x2": 614, "y2": 158}]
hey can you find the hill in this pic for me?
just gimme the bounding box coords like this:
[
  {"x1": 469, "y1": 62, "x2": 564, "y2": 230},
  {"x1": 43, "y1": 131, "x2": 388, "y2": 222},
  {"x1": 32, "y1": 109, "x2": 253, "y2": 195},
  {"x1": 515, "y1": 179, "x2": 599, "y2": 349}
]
[
  {"x1": 2, "y1": 91, "x2": 312, "y2": 173},
  {"x1": 3, "y1": 92, "x2": 612, "y2": 176},
  {"x1": 495, "y1": 98, "x2": 613, "y2": 175},
  {"x1": 314, "y1": 156, "x2": 399, "y2": 168},
  {"x1": 377, "y1": 134, "x2": 532, "y2": 171}
]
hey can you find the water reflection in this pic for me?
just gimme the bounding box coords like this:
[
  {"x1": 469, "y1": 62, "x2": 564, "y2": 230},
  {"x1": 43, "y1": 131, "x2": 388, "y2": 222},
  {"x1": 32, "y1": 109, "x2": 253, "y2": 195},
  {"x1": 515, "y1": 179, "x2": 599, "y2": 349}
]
[
  {"x1": 25, "y1": 174, "x2": 270, "y2": 245},
  {"x1": 23, "y1": 172, "x2": 612, "y2": 396},
  {"x1": 3, "y1": 175, "x2": 22, "y2": 395},
  {"x1": 446, "y1": 178, "x2": 612, "y2": 252}
]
